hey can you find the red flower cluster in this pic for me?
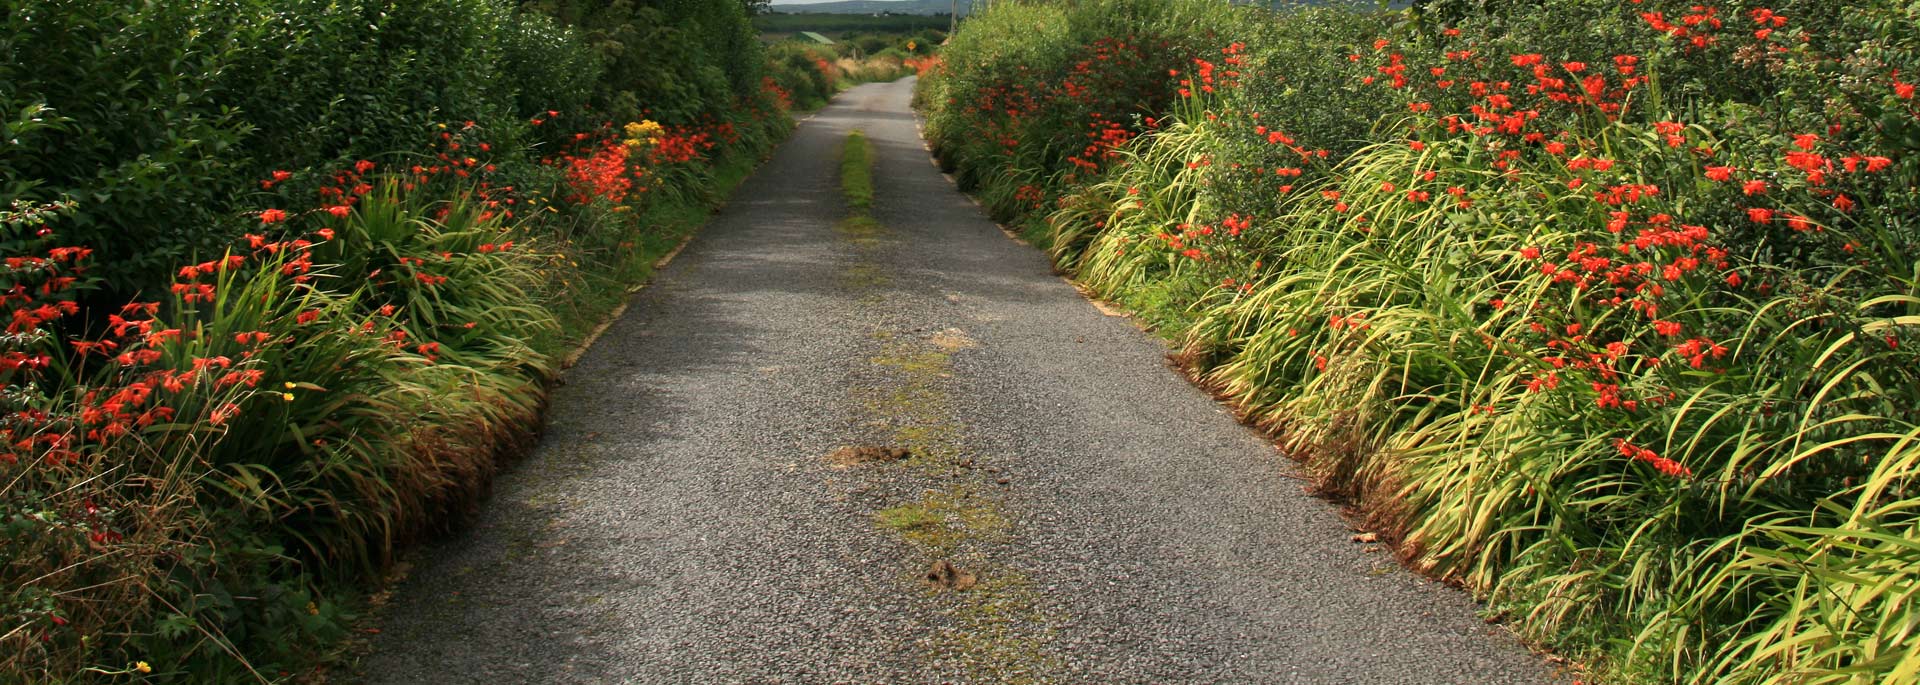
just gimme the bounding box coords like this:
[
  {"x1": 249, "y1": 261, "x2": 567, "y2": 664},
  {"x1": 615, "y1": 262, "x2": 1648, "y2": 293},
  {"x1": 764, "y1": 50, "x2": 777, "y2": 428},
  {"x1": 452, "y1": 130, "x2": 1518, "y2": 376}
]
[
  {"x1": 1613, "y1": 438, "x2": 1692, "y2": 478},
  {"x1": 562, "y1": 142, "x2": 634, "y2": 205}
]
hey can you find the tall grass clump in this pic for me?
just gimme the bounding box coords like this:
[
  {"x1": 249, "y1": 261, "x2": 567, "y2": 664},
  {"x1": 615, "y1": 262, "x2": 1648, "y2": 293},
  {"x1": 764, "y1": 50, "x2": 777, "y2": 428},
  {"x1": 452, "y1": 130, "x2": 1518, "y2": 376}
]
[{"x1": 924, "y1": 0, "x2": 1920, "y2": 681}]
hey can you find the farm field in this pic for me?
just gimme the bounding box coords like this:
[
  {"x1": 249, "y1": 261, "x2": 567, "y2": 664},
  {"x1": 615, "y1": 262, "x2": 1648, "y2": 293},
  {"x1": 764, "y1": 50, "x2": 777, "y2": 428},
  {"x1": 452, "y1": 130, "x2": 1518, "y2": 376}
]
[{"x1": 4, "y1": 0, "x2": 1916, "y2": 683}]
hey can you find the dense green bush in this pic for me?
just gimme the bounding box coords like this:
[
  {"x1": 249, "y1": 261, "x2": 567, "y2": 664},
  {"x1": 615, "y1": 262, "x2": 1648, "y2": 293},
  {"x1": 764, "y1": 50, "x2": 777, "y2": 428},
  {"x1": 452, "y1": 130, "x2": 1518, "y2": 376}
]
[
  {"x1": 2, "y1": 0, "x2": 788, "y2": 680},
  {"x1": 0, "y1": 0, "x2": 772, "y2": 302},
  {"x1": 924, "y1": 1, "x2": 1920, "y2": 682},
  {"x1": 920, "y1": 0, "x2": 1248, "y2": 222},
  {"x1": 0, "y1": 2, "x2": 251, "y2": 293},
  {"x1": 766, "y1": 41, "x2": 841, "y2": 110},
  {"x1": 525, "y1": 0, "x2": 766, "y2": 124}
]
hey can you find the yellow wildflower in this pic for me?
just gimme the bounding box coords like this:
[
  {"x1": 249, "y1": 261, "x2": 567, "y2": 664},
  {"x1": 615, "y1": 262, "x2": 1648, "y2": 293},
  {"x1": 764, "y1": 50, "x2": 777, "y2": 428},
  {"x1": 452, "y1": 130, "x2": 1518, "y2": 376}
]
[{"x1": 621, "y1": 120, "x2": 665, "y2": 149}]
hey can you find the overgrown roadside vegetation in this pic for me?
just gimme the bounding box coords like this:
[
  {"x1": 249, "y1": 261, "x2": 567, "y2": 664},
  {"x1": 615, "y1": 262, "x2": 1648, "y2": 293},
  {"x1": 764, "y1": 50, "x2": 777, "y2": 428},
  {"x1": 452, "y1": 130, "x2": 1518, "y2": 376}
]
[
  {"x1": 2, "y1": 0, "x2": 790, "y2": 680},
  {"x1": 764, "y1": 30, "x2": 943, "y2": 112},
  {"x1": 920, "y1": 1, "x2": 1920, "y2": 683}
]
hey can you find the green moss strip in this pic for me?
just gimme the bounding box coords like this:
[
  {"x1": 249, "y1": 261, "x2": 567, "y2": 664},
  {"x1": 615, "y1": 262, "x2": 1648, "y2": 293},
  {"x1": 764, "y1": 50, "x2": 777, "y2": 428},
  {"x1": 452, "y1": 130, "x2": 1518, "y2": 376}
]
[{"x1": 841, "y1": 130, "x2": 876, "y2": 211}]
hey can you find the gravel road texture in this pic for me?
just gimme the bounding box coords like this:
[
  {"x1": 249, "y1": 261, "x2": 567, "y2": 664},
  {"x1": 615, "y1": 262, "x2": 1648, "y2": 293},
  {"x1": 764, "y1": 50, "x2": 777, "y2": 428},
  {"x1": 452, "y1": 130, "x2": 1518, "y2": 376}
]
[{"x1": 360, "y1": 78, "x2": 1562, "y2": 685}]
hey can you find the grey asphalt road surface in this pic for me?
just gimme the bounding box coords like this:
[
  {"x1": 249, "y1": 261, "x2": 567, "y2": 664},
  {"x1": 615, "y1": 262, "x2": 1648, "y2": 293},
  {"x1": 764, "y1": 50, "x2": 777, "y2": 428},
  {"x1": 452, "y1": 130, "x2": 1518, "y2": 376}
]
[{"x1": 360, "y1": 79, "x2": 1562, "y2": 685}]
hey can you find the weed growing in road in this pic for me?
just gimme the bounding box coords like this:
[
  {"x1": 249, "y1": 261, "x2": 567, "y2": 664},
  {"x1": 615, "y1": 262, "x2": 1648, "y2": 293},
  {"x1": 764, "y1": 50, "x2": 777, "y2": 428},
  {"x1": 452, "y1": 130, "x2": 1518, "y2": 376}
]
[{"x1": 841, "y1": 130, "x2": 878, "y2": 211}]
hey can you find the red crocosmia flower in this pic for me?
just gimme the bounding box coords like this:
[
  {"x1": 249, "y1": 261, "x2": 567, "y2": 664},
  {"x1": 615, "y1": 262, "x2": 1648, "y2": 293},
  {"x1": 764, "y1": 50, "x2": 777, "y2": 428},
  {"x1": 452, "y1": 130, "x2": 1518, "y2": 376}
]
[
  {"x1": 260, "y1": 209, "x2": 287, "y2": 224},
  {"x1": 1704, "y1": 165, "x2": 1734, "y2": 182},
  {"x1": 317, "y1": 228, "x2": 335, "y2": 241},
  {"x1": 1792, "y1": 133, "x2": 1819, "y2": 151},
  {"x1": 1746, "y1": 207, "x2": 1774, "y2": 223},
  {"x1": 1520, "y1": 246, "x2": 1541, "y2": 260},
  {"x1": 326, "y1": 206, "x2": 351, "y2": 218},
  {"x1": 354, "y1": 160, "x2": 376, "y2": 174},
  {"x1": 1614, "y1": 438, "x2": 1691, "y2": 478},
  {"x1": 1741, "y1": 180, "x2": 1768, "y2": 196},
  {"x1": 1897, "y1": 82, "x2": 1916, "y2": 99}
]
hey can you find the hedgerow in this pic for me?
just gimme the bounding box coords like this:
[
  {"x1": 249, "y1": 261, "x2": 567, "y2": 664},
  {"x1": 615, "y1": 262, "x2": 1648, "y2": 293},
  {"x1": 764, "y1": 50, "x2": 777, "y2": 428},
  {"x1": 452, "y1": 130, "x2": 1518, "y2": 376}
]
[
  {"x1": 922, "y1": 1, "x2": 1919, "y2": 682},
  {"x1": 2, "y1": 0, "x2": 790, "y2": 680}
]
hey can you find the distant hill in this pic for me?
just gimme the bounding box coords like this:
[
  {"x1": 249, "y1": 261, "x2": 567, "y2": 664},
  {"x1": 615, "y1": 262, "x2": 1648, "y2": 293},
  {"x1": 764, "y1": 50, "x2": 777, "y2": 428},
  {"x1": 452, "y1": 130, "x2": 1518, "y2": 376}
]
[{"x1": 769, "y1": 0, "x2": 966, "y2": 16}]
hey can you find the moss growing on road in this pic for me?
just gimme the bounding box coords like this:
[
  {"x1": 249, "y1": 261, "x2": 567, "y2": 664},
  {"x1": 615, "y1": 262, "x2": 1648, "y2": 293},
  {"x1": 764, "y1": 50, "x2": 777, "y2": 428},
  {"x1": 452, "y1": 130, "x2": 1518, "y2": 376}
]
[
  {"x1": 832, "y1": 126, "x2": 1064, "y2": 682},
  {"x1": 874, "y1": 487, "x2": 1011, "y2": 553},
  {"x1": 841, "y1": 130, "x2": 876, "y2": 211}
]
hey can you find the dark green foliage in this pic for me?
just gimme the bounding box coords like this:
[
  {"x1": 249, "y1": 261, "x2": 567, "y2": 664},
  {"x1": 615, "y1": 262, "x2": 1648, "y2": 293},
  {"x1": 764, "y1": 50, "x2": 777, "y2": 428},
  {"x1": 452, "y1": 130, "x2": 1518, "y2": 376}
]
[
  {"x1": 525, "y1": 0, "x2": 766, "y2": 123},
  {"x1": 2, "y1": 0, "x2": 783, "y2": 680},
  {"x1": 1, "y1": 0, "x2": 769, "y2": 301},
  {"x1": 0, "y1": 1, "x2": 251, "y2": 295},
  {"x1": 0, "y1": 0, "x2": 539, "y2": 299}
]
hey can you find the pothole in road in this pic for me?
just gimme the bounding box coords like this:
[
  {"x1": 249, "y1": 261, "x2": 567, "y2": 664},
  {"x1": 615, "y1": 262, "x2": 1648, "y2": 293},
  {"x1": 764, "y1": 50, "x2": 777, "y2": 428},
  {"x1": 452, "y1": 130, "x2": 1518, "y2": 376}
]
[
  {"x1": 925, "y1": 559, "x2": 979, "y2": 591},
  {"x1": 930, "y1": 328, "x2": 979, "y2": 352},
  {"x1": 826, "y1": 444, "x2": 912, "y2": 468}
]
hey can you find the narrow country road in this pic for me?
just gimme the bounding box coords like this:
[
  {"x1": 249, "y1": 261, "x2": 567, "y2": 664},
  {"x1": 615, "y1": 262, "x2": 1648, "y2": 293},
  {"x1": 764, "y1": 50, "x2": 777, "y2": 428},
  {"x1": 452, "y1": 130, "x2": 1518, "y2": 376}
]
[{"x1": 362, "y1": 80, "x2": 1559, "y2": 684}]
